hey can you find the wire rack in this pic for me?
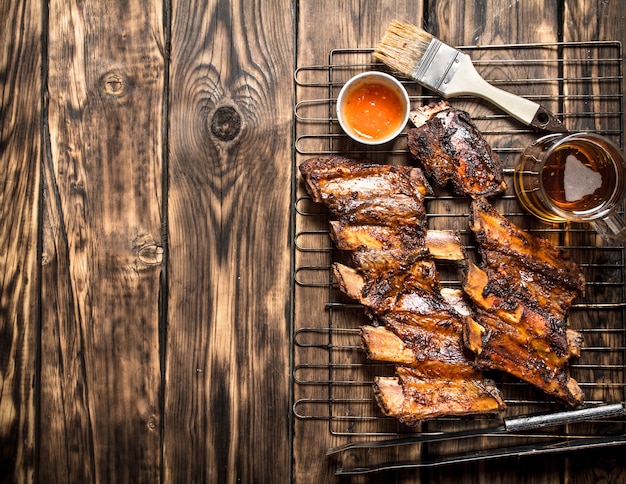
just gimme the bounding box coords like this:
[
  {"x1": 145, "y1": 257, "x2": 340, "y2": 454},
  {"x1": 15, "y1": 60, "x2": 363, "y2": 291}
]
[{"x1": 292, "y1": 42, "x2": 626, "y2": 470}]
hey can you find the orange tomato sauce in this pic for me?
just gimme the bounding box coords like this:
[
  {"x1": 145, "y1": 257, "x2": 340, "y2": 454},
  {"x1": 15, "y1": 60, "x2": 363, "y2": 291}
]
[{"x1": 343, "y1": 81, "x2": 405, "y2": 140}]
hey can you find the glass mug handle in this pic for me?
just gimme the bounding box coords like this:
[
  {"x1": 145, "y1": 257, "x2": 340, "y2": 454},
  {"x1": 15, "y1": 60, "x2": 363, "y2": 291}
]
[{"x1": 590, "y1": 212, "x2": 626, "y2": 243}]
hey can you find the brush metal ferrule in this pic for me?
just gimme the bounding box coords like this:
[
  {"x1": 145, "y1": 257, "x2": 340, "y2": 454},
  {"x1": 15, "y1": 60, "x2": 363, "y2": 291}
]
[{"x1": 413, "y1": 38, "x2": 467, "y2": 94}]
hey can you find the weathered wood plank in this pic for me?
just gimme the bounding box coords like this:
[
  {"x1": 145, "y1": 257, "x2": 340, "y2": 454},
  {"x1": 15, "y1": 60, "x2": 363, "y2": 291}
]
[
  {"x1": 165, "y1": 1, "x2": 293, "y2": 482},
  {"x1": 0, "y1": 0, "x2": 41, "y2": 481},
  {"x1": 41, "y1": 0, "x2": 165, "y2": 481},
  {"x1": 426, "y1": 0, "x2": 563, "y2": 225},
  {"x1": 294, "y1": 2, "x2": 426, "y2": 482},
  {"x1": 562, "y1": 1, "x2": 626, "y2": 482},
  {"x1": 417, "y1": 2, "x2": 564, "y2": 482}
]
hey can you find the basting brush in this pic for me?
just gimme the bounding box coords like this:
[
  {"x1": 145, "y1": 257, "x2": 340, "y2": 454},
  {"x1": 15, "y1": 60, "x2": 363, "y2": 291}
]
[{"x1": 374, "y1": 20, "x2": 567, "y2": 132}]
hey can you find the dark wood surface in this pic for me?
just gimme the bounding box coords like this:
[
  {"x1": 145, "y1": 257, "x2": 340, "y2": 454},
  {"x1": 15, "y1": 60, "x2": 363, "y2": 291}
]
[{"x1": 1, "y1": 0, "x2": 625, "y2": 482}]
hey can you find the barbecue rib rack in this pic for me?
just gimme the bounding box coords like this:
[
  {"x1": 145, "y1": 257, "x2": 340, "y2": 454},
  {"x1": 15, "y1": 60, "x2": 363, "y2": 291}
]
[{"x1": 292, "y1": 42, "x2": 626, "y2": 473}]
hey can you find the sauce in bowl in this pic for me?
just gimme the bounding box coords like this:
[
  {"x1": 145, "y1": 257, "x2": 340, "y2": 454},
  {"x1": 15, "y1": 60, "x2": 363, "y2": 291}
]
[
  {"x1": 337, "y1": 72, "x2": 410, "y2": 145},
  {"x1": 343, "y1": 82, "x2": 406, "y2": 140}
]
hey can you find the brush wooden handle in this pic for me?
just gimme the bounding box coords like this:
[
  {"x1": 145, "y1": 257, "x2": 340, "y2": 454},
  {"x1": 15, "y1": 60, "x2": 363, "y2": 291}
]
[{"x1": 444, "y1": 56, "x2": 565, "y2": 132}]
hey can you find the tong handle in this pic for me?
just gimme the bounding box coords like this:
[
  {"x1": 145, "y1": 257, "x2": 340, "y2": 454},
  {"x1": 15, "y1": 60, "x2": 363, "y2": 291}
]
[{"x1": 504, "y1": 403, "x2": 625, "y2": 433}]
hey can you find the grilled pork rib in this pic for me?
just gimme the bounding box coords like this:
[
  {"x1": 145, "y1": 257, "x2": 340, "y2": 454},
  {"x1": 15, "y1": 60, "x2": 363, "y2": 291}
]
[
  {"x1": 299, "y1": 156, "x2": 506, "y2": 424},
  {"x1": 300, "y1": 155, "x2": 431, "y2": 228},
  {"x1": 469, "y1": 197, "x2": 585, "y2": 293},
  {"x1": 407, "y1": 101, "x2": 507, "y2": 198},
  {"x1": 374, "y1": 368, "x2": 505, "y2": 426},
  {"x1": 463, "y1": 198, "x2": 585, "y2": 406}
]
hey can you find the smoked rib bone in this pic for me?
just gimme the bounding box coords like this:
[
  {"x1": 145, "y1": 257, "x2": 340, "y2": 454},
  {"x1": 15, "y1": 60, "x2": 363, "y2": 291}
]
[
  {"x1": 299, "y1": 156, "x2": 506, "y2": 425},
  {"x1": 463, "y1": 198, "x2": 585, "y2": 406}
]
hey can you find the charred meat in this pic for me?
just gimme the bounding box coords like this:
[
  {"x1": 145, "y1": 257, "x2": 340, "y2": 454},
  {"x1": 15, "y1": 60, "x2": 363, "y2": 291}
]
[
  {"x1": 407, "y1": 101, "x2": 507, "y2": 198},
  {"x1": 463, "y1": 198, "x2": 585, "y2": 406},
  {"x1": 300, "y1": 156, "x2": 506, "y2": 424},
  {"x1": 299, "y1": 155, "x2": 431, "y2": 228},
  {"x1": 470, "y1": 197, "x2": 585, "y2": 293},
  {"x1": 374, "y1": 367, "x2": 505, "y2": 426}
]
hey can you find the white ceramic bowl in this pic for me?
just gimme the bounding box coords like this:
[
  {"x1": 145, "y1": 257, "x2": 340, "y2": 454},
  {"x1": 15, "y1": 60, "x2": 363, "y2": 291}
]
[{"x1": 336, "y1": 71, "x2": 410, "y2": 145}]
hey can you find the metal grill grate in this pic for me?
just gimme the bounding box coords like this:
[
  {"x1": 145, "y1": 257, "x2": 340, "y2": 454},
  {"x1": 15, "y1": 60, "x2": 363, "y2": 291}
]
[{"x1": 292, "y1": 42, "x2": 626, "y2": 468}]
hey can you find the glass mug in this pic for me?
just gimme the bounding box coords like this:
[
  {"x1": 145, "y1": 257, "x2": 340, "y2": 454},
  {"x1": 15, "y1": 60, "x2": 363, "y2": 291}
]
[{"x1": 514, "y1": 132, "x2": 626, "y2": 243}]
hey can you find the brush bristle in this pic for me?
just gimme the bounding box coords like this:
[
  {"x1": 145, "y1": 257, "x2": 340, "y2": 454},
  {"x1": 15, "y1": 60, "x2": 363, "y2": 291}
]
[{"x1": 374, "y1": 20, "x2": 434, "y2": 76}]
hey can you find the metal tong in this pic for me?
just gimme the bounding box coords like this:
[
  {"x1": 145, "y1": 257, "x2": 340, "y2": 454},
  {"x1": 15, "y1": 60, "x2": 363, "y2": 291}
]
[{"x1": 327, "y1": 403, "x2": 626, "y2": 475}]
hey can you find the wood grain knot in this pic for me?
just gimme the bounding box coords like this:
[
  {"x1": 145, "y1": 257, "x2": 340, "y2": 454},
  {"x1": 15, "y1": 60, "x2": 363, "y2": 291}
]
[
  {"x1": 138, "y1": 244, "x2": 163, "y2": 266},
  {"x1": 210, "y1": 106, "x2": 242, "y2": 141},
  {"x1": 147, "y1": 415, "x2": 159, "y2": 431},
  {"x1": 133, "y1": 234, "x2": 163, "y2": 266},
  {"x1": 100, "y1": 70, "x2": 128, "y2": 97}
]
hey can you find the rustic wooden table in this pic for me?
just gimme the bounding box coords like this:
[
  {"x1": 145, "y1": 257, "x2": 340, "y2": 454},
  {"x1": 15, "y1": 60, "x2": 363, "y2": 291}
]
[{"x1": 1, "y1": 0, "x2": 625, "y2": 482}]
